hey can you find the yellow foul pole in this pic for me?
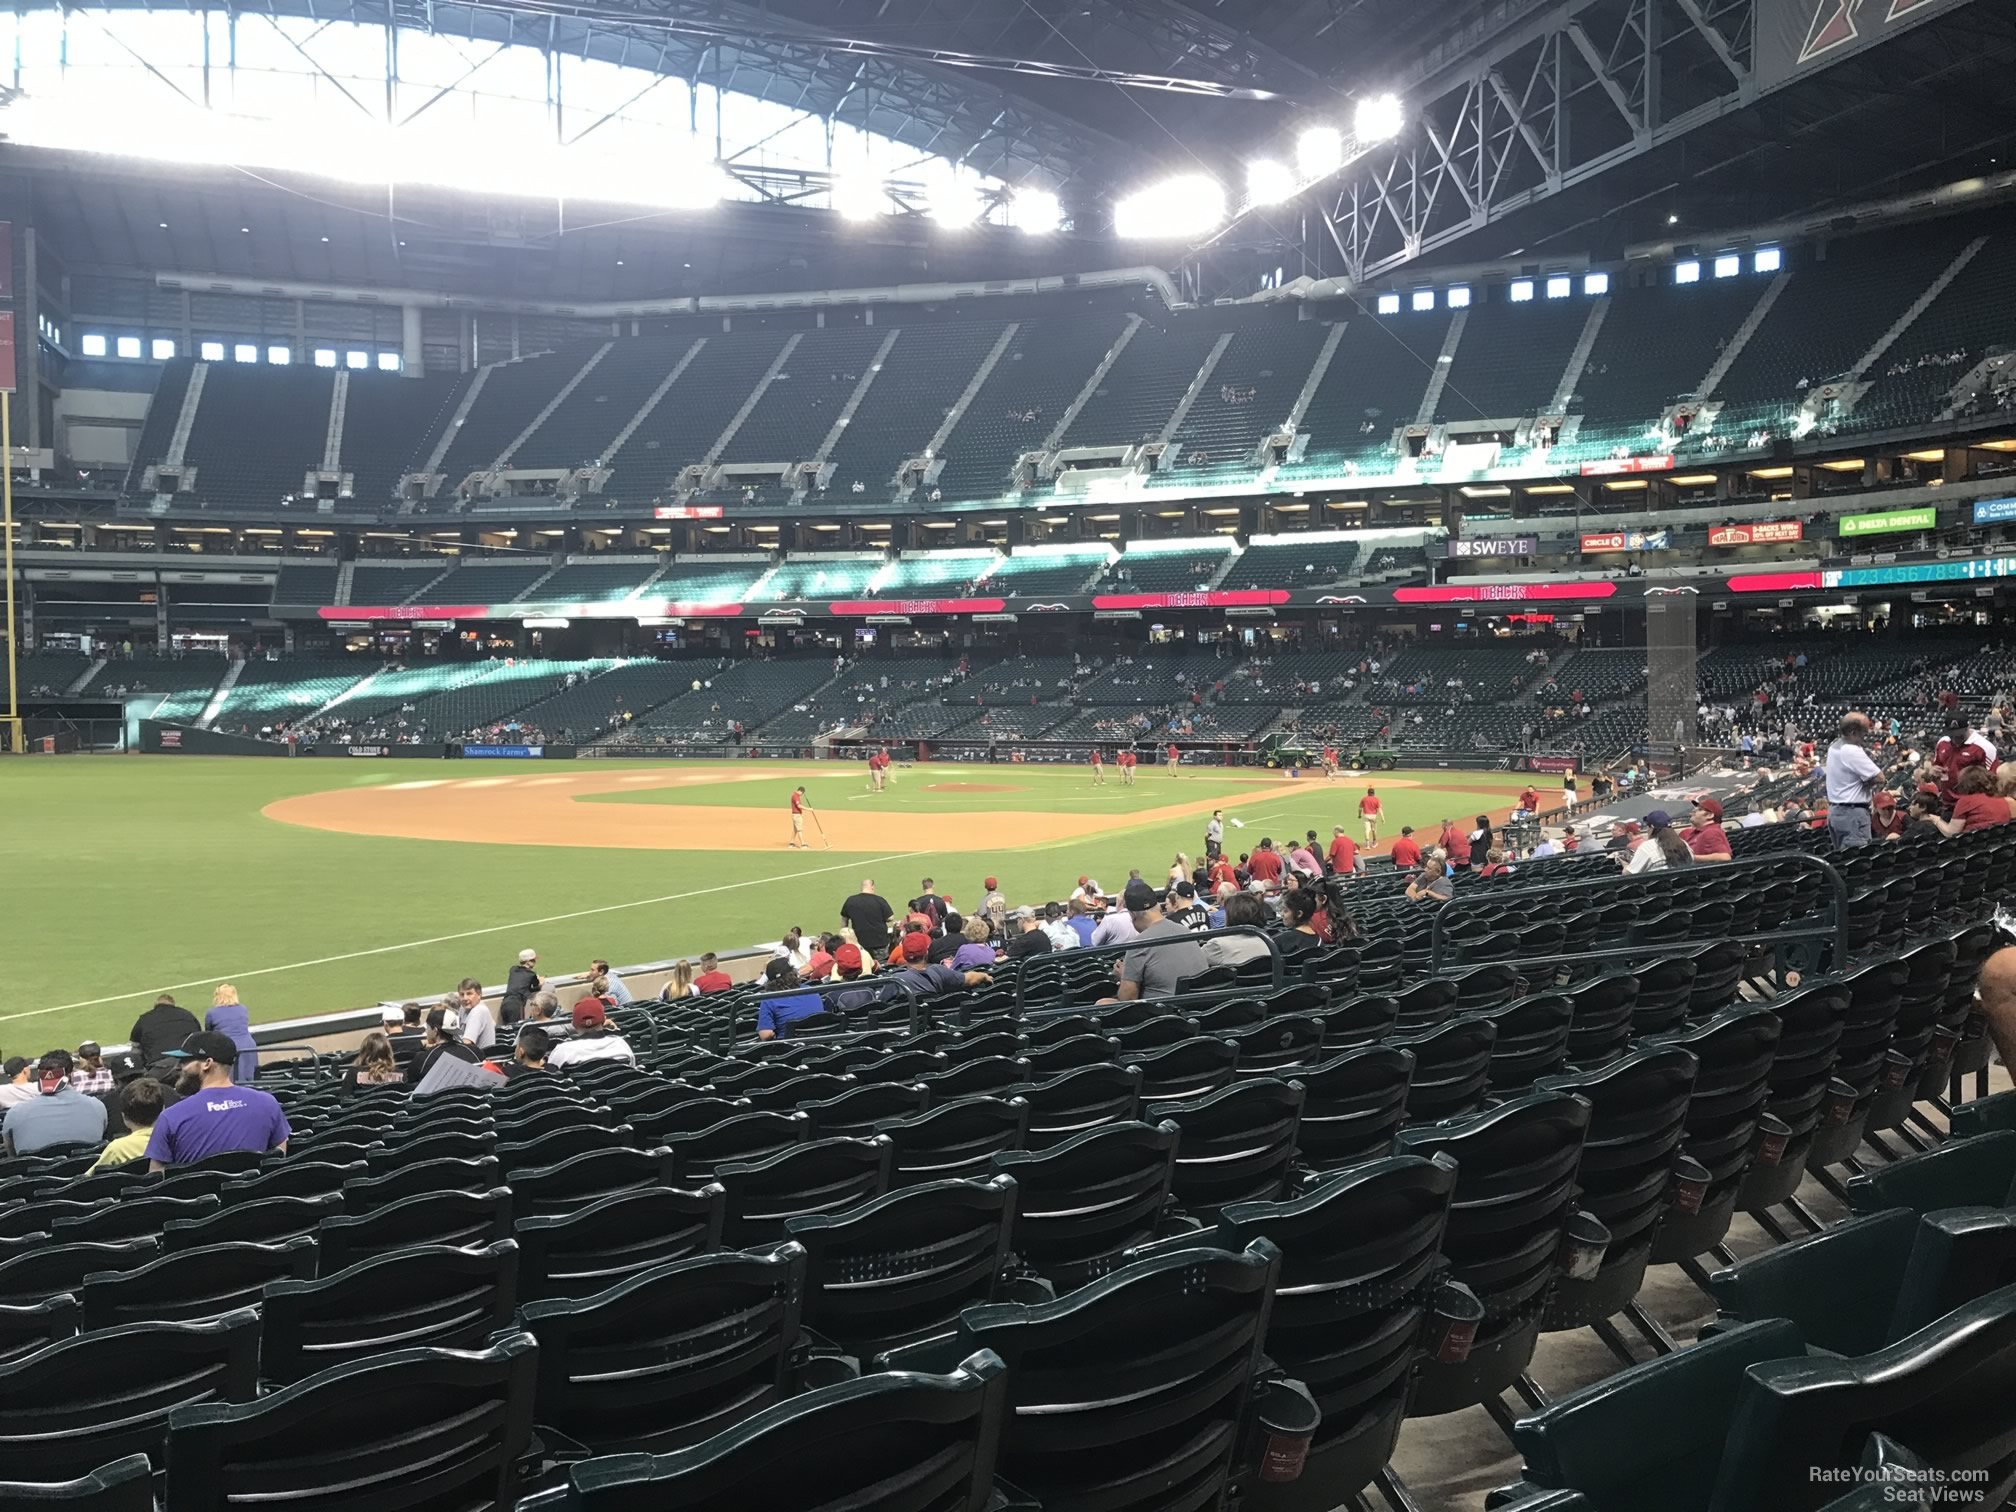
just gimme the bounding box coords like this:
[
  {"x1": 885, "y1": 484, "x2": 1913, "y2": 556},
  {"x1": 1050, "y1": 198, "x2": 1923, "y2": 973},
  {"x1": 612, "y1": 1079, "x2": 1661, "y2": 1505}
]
[{"x1": 2, "y1": 396, "x2": 17, "y2": 754}]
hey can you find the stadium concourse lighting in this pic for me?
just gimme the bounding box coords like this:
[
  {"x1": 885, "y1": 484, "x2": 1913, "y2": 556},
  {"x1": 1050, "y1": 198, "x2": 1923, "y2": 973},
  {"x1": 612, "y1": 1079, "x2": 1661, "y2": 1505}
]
[
  {"x1": 1295, "y1": 127, "x2": 1344, "y2": 179},
  {"x1": 1354, "y1": 93, "x2": 1404, "y2": 143},
  {"x1": 832, "y1": 176, "x2": 887, "y2": 222},
  {"x1": 1114, "y1": 174, "x2": 1226, "y2": 239},
  {"x1": 1246, "y1": 158, "x2": 1297, "y2": 206},
  {"x1": 1007, "y1": 186, "x2": 1063, "y2": 233}
]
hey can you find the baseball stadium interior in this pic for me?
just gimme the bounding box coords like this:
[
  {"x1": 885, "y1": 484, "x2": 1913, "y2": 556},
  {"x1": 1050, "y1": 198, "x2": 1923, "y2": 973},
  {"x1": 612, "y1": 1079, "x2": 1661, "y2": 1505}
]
[{"x1": 10, "y1": 0, "x2": 2016, "y2": 1507}]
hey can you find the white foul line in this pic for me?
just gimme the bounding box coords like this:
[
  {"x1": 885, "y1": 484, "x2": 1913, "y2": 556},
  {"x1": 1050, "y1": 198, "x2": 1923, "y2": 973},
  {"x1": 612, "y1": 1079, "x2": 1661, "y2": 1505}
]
[{"x1": 4, "y1": 848, "x2": 940, "y2": 1024}]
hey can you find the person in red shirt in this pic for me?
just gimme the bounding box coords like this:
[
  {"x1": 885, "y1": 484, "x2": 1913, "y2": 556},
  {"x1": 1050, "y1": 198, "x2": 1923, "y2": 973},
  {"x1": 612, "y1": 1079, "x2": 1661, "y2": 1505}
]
[
  {"x1": 1871, "y1": 790, "x2": 1907, "y2": 840},
  {"x1": 1327, "y1": 825, "x2": 1360, "y2": 875},
  {"x1": 1166, "y1": 742, "x2": 1182, "y2": 777},
  {"x1": 1562, "y1": 827, "x2": 1581, "y2": 853},
  {"x1": 1682, "y1": 797, "x2": 1733, "y2": 862},
  {"x1": 693, "y1": 952, "x2": 733, "y2": 993},
  {"x1": 1208, "y1": 853, "x2": 1238, "y2": 892},
  {"x1": 1118, "y1": 748, "x2": 1137, "y2": 786},
  {"x1": 1932, "y1": 714, "x2": 1998, "y2": 794},
  {"x1": 1246, "y1": 839, "x2": 1285, "y2": 887},
  {"x1": 1388, "y1": 826, "x2": 1421, "y2": 869},
  {"x1": 1089, "y1": 747, "x2": 1106, "y2": 787},
  {"x1": 1518, "y1": 785, "x2": 1539, "y2": 817},
  {"x1": 1323, "y1": 746, "x2": 1340, "y2": 782},
  {"x1": 1436, "y1": 817, "x2": 1461, "y2": 856},
  {"x1": 1947, "y1": 766, "x2": 2016, "y2": 832},
  {"x1": 787, "y1": 786, "x2": 808, "y2": 849},
  {"x1": 1359, "y1": 788, "x2": 1383, "y2": 845}
]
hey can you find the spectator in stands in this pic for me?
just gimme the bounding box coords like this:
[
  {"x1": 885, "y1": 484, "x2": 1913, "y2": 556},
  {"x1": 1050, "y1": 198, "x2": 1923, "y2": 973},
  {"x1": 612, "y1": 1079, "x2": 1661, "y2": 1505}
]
[
  {"x1": 342, "y1": 1030, "x2": 403, "y2": 1094},
  {"x1": 1165, "y1": 881, "x2": 1211, "y2": 933},
  {"x1": 452, "y1": 977, "x2": 498, "y2": 1054},
  {"x1": 414, "y1": 1007, "x2": 480, "y2": 1081},
  {"x1": 1041, "y1": 901, "x2": 1080, "y2": 952},
  {"x1": 2, "y1": 1050, "x2": 108, "y2": 1155},
  {"x1": 663, "y1": 960, "x2": 700, "y2": 1000},
  {"x1": 804, "y1": 935, "x2": 841, "y2": 982},
  {"x1": 1115, "y1": 880, "x2": 1210, "y2": 1001},
  {"x1": 500, "y1": 1025, "x2": 551, "y2": 1080},
  {"x1": 1204, "y1": 892, "x2": 1273, "y2": 969},
  {"x1": 694, "y1": 953, "x2": 734, "y2": 993},
  {"x1": 1466, "y1": 817, "x2": 1494, "y2": 871},
  {"x1": 1932, "y1": 766, "x2": 2016, "y2": 833},
  {"x1": 0, "y1": 1058, "x2": 31, "y2": 1111},
  {"x1": 896, "y1": 932, "x2": 993, "y2": 992},
  {"x1": 205, "y1": 984, "x2": 261, "y2": 1084},
  {"x1": 1619, "y1": 811, "x2": 1693, "y2": 874},
  {"x1": 1090, "y1": 893, "x2": 1138, "y2": 948},
  {"x1": 1066, "y1": 898, "x2": 1099, "y2": 947},
  {"x1": 590, "y1": 959, "x2": 633, "y2": 1006},
  {"x1": 69, "y1": 1042, "x2": 113, "y2": 1097},
  {"x1": 1390, "y1": 827, "x2": 1423, "y2": 870},
  {"x1": 129, "y1": 992, "x2": 200, "y2": 1067},
  {"x1": 1247, "y1": 839, "x2": 1285, "y2": 889},
  {"x1": 1327, "y1": 826, "x2": 1361, "y2": 875},
  {"x1": 954, "y1": 918, "x2": 998, "y2": 970},
  {"x1": 501, "y1": 950, "x2": 541, "y2": 1025},
  {"x1": 549, "y1": 998, "x2": 637, "y2": 1066},
  {"x1": 841, "y1": 878, "x2": 897, "y2": 958},
  {"x1": 1684, "y1": 798, "x2": 1734, "y2": 862},
  {"x1": 1281, "y1": 888, "x2": 1331, "y2": 950},
  {"x1": 148, "y1": 1031, "x2": 288, "y2": 1169},
  {"x1": 1823, "y1": 713, "x2": 1884, "y2": 849},
  {"x1": 979, "y1": 877, "x2": 1008, "y2": 932},
  {"x1": 388, "y1": 1003, "x2": 428, "y2": 1069},
  {"x1": 1406, "y1": 850, "x2": 1455, "y2": 904},
  {"x1": 1004, "y1": 907, "x2": 1054, "y2": 960},
  {"x1": 1479, "y1": 848, "x2": 1513, "y2": 879},
  {"x1": 1606, "y1": 821, "x2": 1638, "y2": 853},
  {"x1": 90, "y1": 1075, "x2": 165, "y2": 1172}
]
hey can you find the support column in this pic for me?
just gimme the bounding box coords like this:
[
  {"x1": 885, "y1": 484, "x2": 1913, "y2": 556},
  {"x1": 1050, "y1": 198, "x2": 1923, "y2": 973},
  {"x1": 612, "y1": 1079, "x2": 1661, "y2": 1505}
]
[{"x1": 402, "y1": 303, "x2": 424, "y2": 377}]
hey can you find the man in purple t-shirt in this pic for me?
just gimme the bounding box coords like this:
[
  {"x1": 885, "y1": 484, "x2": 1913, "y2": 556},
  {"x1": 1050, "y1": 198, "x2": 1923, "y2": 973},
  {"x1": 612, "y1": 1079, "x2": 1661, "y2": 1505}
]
[{"x1": 146, "y1": 1031, "x2": 290, "y2": 1171}]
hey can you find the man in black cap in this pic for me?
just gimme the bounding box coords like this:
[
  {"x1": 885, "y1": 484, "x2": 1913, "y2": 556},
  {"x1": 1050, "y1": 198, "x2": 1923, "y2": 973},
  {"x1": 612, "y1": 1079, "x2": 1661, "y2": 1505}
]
[
  {"x1": 1114, "y1": 879, "x2": 1210, "y2": 1002},
  {"x1": 146, "y1": 1031, "x2": 290, "y2": 1170},
  {"x1": 128, "y1": 992, "x2": 201, "y2": 1067}
]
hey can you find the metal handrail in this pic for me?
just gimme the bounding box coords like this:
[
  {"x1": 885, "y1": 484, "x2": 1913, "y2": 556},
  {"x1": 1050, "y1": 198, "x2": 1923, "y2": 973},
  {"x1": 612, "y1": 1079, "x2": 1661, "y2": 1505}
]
[{"x1": 1427, "y1": 849, "x2": 1851, "y2": 976}]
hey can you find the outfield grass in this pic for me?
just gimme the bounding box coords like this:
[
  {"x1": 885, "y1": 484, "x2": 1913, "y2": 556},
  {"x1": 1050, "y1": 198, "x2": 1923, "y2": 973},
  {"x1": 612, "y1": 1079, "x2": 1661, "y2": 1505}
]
[{"x1": 2, "y1": 756, "x2": 1536, "y2": 1053}]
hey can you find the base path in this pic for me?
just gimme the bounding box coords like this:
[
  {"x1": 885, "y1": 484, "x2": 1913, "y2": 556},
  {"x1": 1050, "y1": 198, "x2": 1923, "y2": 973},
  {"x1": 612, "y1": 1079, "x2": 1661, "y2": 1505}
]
[{"x1": 262, "y1": 766, "x2": 1438, "y2": 853}]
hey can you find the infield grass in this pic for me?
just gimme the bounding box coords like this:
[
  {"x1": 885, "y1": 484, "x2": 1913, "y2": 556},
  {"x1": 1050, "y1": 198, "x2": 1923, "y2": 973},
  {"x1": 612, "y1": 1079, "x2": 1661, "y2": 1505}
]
[{"x1": 2, "y1": 755, "x2": 1539, "y2": 1052}]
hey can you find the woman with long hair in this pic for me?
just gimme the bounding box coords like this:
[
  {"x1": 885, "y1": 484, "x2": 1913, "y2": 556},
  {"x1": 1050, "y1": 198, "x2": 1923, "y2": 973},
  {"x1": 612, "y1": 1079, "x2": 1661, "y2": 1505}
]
[
  {"x1": 663, "y1": 960, "x2": 699, "y2": 1001},
  {"x1": 1467, "y1": 816, "x2": 1494, "y2": 871},
  {"x1": 205, "y1": 983, "x2": 260, "y2": 1084},
  {"x1": 1621, "y1": 810, "x2": 1694, "y2": 873},
  {"x1": 348, "y1": 1030, "x2": 402, "y2": 1090}
]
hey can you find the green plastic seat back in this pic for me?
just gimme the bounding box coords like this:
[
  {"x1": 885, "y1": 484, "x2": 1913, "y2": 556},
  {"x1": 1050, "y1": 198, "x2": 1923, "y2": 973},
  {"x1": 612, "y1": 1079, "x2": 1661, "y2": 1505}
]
[{"x1": 1708, "y1": 1211, "x2": 1918, "y2": 1358}]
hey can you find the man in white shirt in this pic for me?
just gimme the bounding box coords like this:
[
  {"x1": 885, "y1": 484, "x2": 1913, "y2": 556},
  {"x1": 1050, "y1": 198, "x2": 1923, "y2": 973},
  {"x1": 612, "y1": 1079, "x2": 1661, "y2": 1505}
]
[
  {"x1": 1090, "y1": 900, "x2": 1139, "y2": 948},
  {"x1": 1822, "y1": 713, "x2": 1883, "y2": 849},
  {"x1": 1041, "y1": 903, "x2": 1080, "y2": 951},
  {"x1": 455, "y1": 978, "x2": 497, "y2": 1053},
  {"x1": 545, "y1": 999, "x2": 634, "y2": 1068}
]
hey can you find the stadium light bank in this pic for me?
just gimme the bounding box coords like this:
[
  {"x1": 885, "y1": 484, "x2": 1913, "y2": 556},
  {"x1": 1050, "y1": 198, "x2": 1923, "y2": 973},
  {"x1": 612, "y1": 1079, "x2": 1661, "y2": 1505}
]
[{"x1": 1114, "y1": 92, "x2": 1403, "y2": 244}]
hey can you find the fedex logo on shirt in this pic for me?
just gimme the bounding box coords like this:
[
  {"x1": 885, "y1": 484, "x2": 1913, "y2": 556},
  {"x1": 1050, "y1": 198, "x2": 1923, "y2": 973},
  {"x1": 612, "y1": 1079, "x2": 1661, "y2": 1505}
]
[{"x1": 206, "y1": 1097, "x2": 250, "y2": 1113}]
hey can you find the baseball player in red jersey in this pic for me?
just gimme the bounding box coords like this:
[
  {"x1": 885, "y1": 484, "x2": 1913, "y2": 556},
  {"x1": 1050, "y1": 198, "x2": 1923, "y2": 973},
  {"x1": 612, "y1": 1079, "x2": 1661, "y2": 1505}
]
[
  {"x1": 1119, "y1": 748, "x2": 1137, "y2": 785},
  {"x1": 1166, "y1": 742, "x2": 1181, "y2": 777},
  {"x1": 788, "y1": 786, "x2": 807, "y2": 848},
  {"x1": 1090, "y1": 747, "x2": 1106, "y2": 787},
  {"x1": 1359, "y1": 787, "x2": 1382, "y2": 845},
  {"x1": 1322, "y1": 746, "x2": 1340, "y2": 782}
]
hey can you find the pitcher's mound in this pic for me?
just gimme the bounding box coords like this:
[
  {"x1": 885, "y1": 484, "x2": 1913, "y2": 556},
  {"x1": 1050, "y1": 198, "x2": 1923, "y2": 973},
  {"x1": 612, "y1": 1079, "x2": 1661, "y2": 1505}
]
[{"x1": 923, "y1": 782, "x2": 1021, "y2": 793}]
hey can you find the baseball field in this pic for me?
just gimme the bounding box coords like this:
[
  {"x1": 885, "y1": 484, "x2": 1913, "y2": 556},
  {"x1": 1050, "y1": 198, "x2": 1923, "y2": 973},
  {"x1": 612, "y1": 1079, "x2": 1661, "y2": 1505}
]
[{"x1": 4, "y1": 755, "x2": 1543, "y2": 1051}]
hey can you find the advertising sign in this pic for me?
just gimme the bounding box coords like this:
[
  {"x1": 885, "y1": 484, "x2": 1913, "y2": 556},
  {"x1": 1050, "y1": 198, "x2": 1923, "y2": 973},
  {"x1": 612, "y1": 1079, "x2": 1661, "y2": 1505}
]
[
  {"x1": 1450, "y1": 537, "x2": 1538, "y2": 558},
  {"x1": 462, "y1": 745, "x2": 544, "y2": 758},
  {"x1": 1708, "y1": 520, "x2": 1805, "y2": 546},
  {"x1": 1580, "y1": 529, "x2": 1671, "y2": 552},
  {"x1": 1971, "y1": 498, "x2": 2016, "y2": 526},
  {"x1": 1578, "y1": 455, "x2": 1673, "y2": 477},
  {"x1": 1839, "y1": 507, "x2": 1937, "y2": 538},
  {"x1": 652, "y1": 504, "x2": 726, "y2": 520},
  {"x1": 1757, "y1": 0, "x2": 1966, "y2": 90}
]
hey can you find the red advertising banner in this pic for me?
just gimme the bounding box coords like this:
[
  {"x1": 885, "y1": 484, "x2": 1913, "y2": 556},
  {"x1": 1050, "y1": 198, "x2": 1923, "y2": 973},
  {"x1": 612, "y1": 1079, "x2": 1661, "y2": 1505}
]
[
  {"x1": 652, "y1": 504, "x2": 725, "y2": 520},
  {"x1": 1578, "y1": 454, "x2": 1673, "y2": 477},
  {"x1": 1393, "y1": 582, "x2": 1618, "y2": 605},
  {"x1": 1090, "y1": 589, "x2": 1290, "y2": 611},
  {"x1": 1580, "y1": 531, "x2": 1627, "y2": 552},
  {"x1": 0, "y1": 222, "x2": 12, "y2": 300},
  {"x1": 0, "y1": 310, "x2": 13, "y2": 393},
  {"x1": 1709, "y1": 520, "x2": 1805, "y2": 547}
]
